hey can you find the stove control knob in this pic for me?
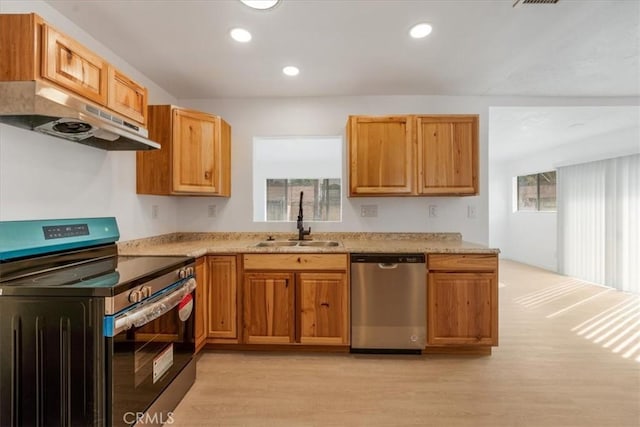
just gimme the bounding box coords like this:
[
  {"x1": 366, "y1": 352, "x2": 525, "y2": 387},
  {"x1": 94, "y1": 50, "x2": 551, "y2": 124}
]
[
  {"x1": 141, "y1": 286, "x2": 152, "y2": 299},
  {"x1": 179, "y1": 269, "x2": 187, "y2": 279},
  {"x1": 129, "y1": 290, "x2": 142, "y2": 303},
  {"x1": 187, "y1": 267, "x2": 194, "y2": 277}
]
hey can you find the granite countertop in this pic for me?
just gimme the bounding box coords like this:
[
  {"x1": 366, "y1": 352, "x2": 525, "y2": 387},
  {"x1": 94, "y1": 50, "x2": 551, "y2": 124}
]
[{"x1": 118, "y1": 232, "x2": 499, "y2": 258}]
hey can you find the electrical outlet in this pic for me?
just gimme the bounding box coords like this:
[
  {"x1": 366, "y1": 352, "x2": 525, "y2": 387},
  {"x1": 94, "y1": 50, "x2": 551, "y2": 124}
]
[
  {"x1": 151, "y1": 205, "x2": 159, "y2": 219},
  {"x1": 360, "y1": 205, "x2": 378, "y2": 218},
  {"x1": 467, "y1": 205, "x2": 477, "y2": 219},
  {"x1": 207, "y1": 205, "x2": 217, "y2": 218},
  {"x1": 428, "y1": 205, "x2": 438, "y2": 218}
]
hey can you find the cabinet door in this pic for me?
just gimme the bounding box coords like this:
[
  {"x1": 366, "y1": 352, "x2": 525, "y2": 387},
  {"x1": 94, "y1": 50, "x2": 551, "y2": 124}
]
[
  {"x1": 172, "y1": 109, "x2": 220, "y2": 193},
  {"x1": 417, "y1": 115, "x2": 478, "y2": 195},
  {"x1": 194, "y1": 257, "x2": 207, "y2": 352},
  {"x1": 298, "y1": 272, "x2": 349, "y2": 345},
  {"x1": 107, "y1": 67, "x2": 147, "y2": 125},
  {"x1": 207, "y1": 256, "x2": 237, "y2": 340},
  {"x1": 41, "y1": 24, "x2": 108, "y2": 105},
  {"x1": 427, "y1": 272, "x2": 497, "y2": 346},
  {"x1": 348, "y1": 115, "x2": 415, "y2": 195},
  {"x1": 243, "y1": 272, "x2": 295, "y2": 344}
]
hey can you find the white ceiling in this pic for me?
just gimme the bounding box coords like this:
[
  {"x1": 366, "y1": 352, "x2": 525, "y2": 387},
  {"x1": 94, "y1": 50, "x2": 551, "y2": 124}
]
[
  {"x1": 45, "y1": 0, "x2": 640, "y2": 99},
  {"x1": 489, "y1": 106, "x2": 640, "y2": 161}
]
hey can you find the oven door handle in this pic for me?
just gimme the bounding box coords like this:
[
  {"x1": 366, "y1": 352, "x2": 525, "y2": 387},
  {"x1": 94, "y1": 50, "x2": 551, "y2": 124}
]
[{"x1": 111, "y1": 278, "x2": 196, "y2": 336}]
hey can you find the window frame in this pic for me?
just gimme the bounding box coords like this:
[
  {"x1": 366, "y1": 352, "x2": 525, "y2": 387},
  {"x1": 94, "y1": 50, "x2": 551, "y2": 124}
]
[{"x1": 515, "y1": 170, "x2": 557, "y2": 212}]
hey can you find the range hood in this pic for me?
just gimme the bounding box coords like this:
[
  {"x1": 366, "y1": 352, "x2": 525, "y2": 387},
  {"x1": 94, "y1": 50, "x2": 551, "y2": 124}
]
[{"x1": 0, "y1": 81, "x2": 159, "y2": 151}]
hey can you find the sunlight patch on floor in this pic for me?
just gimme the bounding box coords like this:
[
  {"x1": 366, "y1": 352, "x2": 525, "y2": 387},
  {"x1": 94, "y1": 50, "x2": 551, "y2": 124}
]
[
  {"x1": 512, "y1": 273, "x2": 640, "y2": 362},
  {"x1": 514, "y1": 278, "x2": 591, "y2": 308},
  {"x1": 570, "y1": 294, "x2": 640, "y2": 362}
]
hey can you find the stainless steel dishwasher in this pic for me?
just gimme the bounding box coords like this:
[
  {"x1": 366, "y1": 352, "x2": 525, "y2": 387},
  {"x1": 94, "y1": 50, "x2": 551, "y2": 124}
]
[{"x1": 351, "y1": 253, "x2": 426, "y2": 353}]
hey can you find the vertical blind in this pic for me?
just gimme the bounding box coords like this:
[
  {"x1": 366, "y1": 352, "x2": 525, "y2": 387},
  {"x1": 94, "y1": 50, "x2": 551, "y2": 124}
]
[{"x1": 557, "y1": 154, "x2": 639, "y2": 294}]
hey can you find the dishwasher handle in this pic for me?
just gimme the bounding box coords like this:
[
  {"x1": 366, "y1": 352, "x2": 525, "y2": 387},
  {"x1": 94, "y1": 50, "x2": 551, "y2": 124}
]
[{"x1": 378, "y1": 263, "x2": 399, "y2": 269}]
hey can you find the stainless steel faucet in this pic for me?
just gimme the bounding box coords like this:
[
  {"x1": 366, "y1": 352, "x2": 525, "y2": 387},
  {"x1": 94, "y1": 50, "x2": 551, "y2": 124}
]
[{"x1": 297, "y1": 191, "x2": 311, "y2": 240}]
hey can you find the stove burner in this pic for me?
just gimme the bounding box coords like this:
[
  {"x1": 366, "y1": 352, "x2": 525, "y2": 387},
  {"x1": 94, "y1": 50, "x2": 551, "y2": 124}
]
[{"x1": 53, "y1": 121, "x2": 93, "y2": 134}]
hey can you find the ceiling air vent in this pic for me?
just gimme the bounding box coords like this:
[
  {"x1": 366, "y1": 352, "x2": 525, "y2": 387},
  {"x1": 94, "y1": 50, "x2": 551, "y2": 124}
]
[{"x1": 513, "y1": 0, "x2": 559, "y2": 6}]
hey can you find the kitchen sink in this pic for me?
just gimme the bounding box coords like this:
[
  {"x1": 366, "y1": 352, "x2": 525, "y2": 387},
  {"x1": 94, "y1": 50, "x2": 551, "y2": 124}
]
[
  {"x1": 297, "y1": 240, "x2": 340, "y2": 247},
  {"x1": 254, "y1": 241, "x2": 299, "y2": 247},
  {"x1": 253, "y1": 240, "x2": 341, "y2": 248}
]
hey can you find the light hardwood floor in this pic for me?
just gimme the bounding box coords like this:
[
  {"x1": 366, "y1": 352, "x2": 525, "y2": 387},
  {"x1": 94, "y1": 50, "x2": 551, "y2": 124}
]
[{"x1": 171, "y1": 260, "x2": 640, "y2": 426}]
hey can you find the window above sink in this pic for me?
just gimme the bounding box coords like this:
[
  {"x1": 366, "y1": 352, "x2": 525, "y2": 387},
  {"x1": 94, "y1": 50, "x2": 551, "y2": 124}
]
[{"x1": 252, "y1": 136, "x2": 343, "y2": 223}]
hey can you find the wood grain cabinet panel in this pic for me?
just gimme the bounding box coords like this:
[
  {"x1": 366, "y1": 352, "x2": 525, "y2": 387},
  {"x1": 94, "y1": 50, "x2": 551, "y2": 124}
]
[
  {"x1": 298, "y1": 273, "x2": 349, "y2": 345},
  {"x1": 137, "y1": 105, "x2": 231, "y2": 196},
  {"x1": 207, "y1": 256, "x2": 237, "y2": 340},
  {"x1": 41, "y1": 23, "x2": 108, "y2": 105},
  {"x1": 347, "y1": 114, "x2": 478, "y2": 197},
  {"x1": 426, "y1": 253, "x2": 498, "y2": 347},
  {"x1": 243, "y1": 272, "x2": 295, "y2": 344},
  {"x1": 347, "y1": 115, "x2": 415, "y2": 196},
  {"x1": 242, "y1": 255, "x2": 349, "y2": 346},
  {"x1": 107, "y1": 67, "x2": 147, "y2": 125},
  {"x1": 416, "y1": 115, "x2": 478, "y2": 195},
  {"x1": 194, "y1": 256, "x2": 207, "y2": 353}
]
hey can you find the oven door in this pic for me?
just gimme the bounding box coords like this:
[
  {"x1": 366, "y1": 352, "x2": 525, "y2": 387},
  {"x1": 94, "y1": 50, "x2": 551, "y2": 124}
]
[{"x1": 105, "y1": 278, "x2": 196, "y2": 427}]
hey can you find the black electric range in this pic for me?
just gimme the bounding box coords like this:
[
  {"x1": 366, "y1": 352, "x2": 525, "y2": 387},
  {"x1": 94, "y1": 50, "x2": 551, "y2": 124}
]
[{"x1": 0, "y1": 217, "x2": 197, "y2": 426}]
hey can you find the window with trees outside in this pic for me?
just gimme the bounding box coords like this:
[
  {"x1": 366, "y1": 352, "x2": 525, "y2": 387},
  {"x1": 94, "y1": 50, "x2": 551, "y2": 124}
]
[
  {"x1": 253, "y1": 136, "x2": 342, "y2": 222},
  {"x1": 517, "y1": 171, "x2": 557, "y2": 211}
]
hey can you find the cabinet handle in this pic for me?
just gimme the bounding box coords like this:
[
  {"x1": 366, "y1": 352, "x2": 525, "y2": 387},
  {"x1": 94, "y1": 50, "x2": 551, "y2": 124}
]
[{"x1": 204, "y1": 171, "x2": 211, "y2": 180}]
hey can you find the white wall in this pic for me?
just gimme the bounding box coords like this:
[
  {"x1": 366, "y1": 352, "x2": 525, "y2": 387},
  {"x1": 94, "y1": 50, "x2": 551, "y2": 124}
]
[
  {"x1": 0, "y1": 1, "x2": 179, "y2": 240},
  {"x1": 490, "y1": 126, "x2": 640, "y2": 271},
  {"x1": 177, "y1": 96, "x2": 492, "y2": 244}
]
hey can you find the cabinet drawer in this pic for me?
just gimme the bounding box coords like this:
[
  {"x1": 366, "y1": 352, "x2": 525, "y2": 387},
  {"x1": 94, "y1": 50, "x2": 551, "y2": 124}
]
[
  {"x1": 243, "y1": 254, "x2": 348, "y2": 271},
  {"x1": 428, "y1": 254, "x2": 497, "y2": 271}
]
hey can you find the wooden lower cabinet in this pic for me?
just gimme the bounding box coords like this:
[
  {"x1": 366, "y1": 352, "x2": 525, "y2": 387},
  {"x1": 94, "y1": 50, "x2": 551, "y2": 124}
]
[
  {"x1": 206, "y1": 256, "x2": 238, "y2": 341},
  {"x1": 427, "y1": 254, "x2": 498, "y2": 347},
  {"x1": 298, "y1": 273, "x2": 349, "y2": 345},
  {"x1": 242, "y1": 267, "x2": 349, "y2": 346},
  {"x1": 194, "y1": 256, "x2": 207, "y2": 352},
  {"x1": 243, "y1": 272, "x2": 295, "y2": 344}
]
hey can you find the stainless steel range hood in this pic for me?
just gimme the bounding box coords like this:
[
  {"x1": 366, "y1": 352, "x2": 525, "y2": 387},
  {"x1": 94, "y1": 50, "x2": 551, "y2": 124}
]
[{"x1": 0, "y1": 81, "x2": 159, "y2": 151}]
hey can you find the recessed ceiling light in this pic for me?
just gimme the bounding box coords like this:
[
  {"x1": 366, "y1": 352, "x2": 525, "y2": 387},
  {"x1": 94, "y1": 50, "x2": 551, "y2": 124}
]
[
  {"x1": 230, "y1": 28, "x2": 252, "y2": 43},
  {"x1": 409, "y1": 23, "x2": 432, "y2": 39},
  {"x1": 240, "y1": 0, "x2": 280, "y2": 10},
  {"x1": 282, "y1": 66, "x2": 299, "y2": 76}
]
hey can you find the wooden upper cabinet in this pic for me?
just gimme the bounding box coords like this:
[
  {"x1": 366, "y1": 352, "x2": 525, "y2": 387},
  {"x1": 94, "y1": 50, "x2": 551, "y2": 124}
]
[
  {"x1": 0, "y1": 13, "x2": 148, "y2": 126},
  {"x1": 137, "y1": 105, "x2": 231, "y2": 196},
  {"x1": 107, "y1": 67, "x2": 148, "y2": 126},
  {"x1": 41, "y1": 24, "x2": 108, "y2": 105},
  {"x1": 346, "y1": 114, "x2": 479, "y2": 197},
  {"x1": 347, "y1": 115, "x2": 415, "y2": 196},
  {"x1": 417, "y1": 115, "x2": 479, "y2": 195}
]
